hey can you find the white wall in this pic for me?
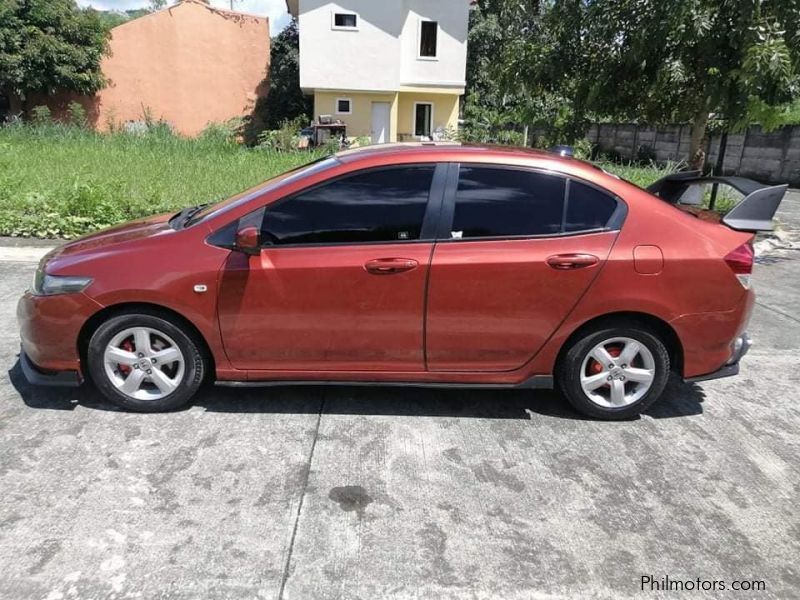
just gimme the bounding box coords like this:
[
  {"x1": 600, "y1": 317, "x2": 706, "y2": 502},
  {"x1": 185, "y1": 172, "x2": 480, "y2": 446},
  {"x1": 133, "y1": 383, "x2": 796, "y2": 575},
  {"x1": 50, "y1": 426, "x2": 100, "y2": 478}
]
[
  {"x1": 398, "y1": 0, "x2": 469, "y2": 89},
  {"x1": 298, "y1": 0, "x2": 469, "y2": 92}
]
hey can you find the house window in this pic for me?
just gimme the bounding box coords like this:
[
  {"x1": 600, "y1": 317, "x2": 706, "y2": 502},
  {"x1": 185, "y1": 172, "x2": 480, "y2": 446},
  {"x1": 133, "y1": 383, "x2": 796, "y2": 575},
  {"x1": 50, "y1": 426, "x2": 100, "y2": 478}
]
[
  {"x1": 419, "y1": 21, "x2": 438, "y2": 57},
  {"x1": 333, "y1": 12, "x2": 357, "y2": 29},
  {"x1": 414, "y1": 103, "x2": 433, "y2": 138},
  {"x1": 336, "y1": 98, "x2": 352, "y2": 115}
]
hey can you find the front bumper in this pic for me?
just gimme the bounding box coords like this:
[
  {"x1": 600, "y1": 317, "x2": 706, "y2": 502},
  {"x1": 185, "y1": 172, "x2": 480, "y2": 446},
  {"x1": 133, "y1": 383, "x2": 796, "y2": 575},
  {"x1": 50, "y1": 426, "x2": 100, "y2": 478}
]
[
  {"x1": 685, "y1": 332, "x2": 752, "y2": 383},
  {"x1": 17, "y1": 290, "x2": 101, "y2": 374},
  {"x1": 19, "y1": 348, "x2": 82, "y2": 387}
]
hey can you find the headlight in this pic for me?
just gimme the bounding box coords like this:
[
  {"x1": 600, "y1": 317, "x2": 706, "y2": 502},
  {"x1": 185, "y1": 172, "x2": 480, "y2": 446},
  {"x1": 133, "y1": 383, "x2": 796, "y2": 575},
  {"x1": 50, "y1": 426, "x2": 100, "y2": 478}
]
[{"x1": 31, "y1": 268, "x2": 92, "y2": 296}]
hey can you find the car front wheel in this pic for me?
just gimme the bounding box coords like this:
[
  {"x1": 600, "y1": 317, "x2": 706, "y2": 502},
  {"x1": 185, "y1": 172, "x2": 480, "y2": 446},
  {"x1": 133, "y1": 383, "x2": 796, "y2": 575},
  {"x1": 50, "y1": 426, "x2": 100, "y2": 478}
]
[
  {"x1": 557, "y1": 323, "x2": 670, "y2": 420},
  {"x1": 87, "y1": 311, "x2": 206, "y2": 412}
]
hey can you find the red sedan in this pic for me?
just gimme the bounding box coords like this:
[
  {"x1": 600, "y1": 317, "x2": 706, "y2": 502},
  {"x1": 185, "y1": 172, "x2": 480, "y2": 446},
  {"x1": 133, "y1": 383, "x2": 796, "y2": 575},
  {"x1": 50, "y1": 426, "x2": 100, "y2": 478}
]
[{"x1": 17, "y1": 144, "x2": 785, "y2": 419}]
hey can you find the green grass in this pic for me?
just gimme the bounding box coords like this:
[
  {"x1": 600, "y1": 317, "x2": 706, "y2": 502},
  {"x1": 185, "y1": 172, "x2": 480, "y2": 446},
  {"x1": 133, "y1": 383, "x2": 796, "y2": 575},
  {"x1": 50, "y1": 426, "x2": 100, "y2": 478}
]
[
  {"x1": 0, "y1": 124, "x2": 682, "y2": 239},
  {"x1": 0, "y1": 124, "x2": 320, "y2": 238},
  {"x1": 595, "y1": 160, "x2": 679, "y2": 189}
]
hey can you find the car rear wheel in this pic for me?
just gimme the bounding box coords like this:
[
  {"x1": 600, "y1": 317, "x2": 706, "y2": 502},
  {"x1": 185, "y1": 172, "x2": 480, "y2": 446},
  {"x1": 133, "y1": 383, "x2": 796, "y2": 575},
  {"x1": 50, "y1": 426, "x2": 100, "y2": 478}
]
[
  {"x1": 557, "y1": 324, "x2": 670, "y2": 420},
  {"x1": 87, "y1": 312, "x2": 206, "y2": 412}
]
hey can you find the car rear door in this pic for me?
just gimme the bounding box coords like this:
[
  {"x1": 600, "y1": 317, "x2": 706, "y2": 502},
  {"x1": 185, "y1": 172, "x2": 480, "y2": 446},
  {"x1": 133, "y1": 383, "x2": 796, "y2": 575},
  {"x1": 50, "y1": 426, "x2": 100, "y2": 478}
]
[
  {"x1": 425, "y1": 164, "x2": 624, "y2": 372},
  {"x1": 217, "y1": 163, "x2": 445, "y2": 372}
]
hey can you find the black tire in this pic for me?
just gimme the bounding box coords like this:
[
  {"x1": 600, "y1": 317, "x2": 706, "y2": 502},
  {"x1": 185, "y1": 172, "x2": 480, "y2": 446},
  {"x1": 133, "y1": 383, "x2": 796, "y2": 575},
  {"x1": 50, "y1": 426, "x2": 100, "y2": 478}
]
[
  {"x1": 556, "y1": 323, "x2": 670, "y2": 420},
  {"x1": 86, "y1": 311, "x2": 206, "y2": 412}
]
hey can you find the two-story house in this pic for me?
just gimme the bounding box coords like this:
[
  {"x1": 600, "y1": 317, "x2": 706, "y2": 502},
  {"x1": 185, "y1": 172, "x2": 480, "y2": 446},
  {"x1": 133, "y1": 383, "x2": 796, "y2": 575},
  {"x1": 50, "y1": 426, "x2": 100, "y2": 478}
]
[{"x1": 286, "y1": 0, "x2": 470, "y2": 143}]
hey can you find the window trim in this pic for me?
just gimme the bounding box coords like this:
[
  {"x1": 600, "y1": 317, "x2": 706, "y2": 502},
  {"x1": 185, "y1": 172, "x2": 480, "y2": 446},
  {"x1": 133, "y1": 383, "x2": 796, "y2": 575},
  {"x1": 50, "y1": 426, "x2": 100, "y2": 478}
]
[
  {"x1": 238, "y1": 163, "x2": 448, "y2": 249},
  {"x1": 436, "y1": 163, "x2": 627, "y2": 243},
  {"x1": 413, "y1": 102, "x2": 434, "y2": 139},
  {"x1": 335, "y1": 97, "x2": 352, "y2": 115},
  {"x1": 418, "y1": 19, "x2": 439, "y2": 59}
]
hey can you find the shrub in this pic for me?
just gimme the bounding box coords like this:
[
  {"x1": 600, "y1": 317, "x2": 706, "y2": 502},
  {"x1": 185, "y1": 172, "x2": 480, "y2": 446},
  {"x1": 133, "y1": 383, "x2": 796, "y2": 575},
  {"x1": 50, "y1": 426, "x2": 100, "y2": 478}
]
[
  {"x1": 257, "y1": 116, "x2": 306, "y2": 152},
  {"x1": 30, "y1": 105, "x2": 52, "y2": 124},
  {"x1": 67, "y1": 101, "x2": 87, "y2": 128},
  {"x1": 200, "y1": 118, "x2": 243, "y2": 145}
]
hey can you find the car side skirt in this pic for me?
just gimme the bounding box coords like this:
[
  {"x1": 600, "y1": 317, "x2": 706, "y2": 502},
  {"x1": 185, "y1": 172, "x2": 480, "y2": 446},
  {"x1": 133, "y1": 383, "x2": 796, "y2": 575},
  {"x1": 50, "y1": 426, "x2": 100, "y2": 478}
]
[{"x1": 215, "y1": 374, "x2": 554, "y2": 390}]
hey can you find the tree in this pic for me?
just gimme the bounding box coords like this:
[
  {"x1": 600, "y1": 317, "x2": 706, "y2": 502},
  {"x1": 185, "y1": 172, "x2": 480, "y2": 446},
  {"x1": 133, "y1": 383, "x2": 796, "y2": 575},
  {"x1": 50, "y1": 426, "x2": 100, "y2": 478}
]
[
  {"x1": 496, "y1": 1, "x2": 800, "y2": 166},
  {"x1": 463, "y1": 0, "x2": 549, "y2": 143},
  {"x1": 251, "y1": 19, "x2": 312, "y2": 135},
  {"x1": 0, "y1": 0, "x2": 110, "y2": 113}
]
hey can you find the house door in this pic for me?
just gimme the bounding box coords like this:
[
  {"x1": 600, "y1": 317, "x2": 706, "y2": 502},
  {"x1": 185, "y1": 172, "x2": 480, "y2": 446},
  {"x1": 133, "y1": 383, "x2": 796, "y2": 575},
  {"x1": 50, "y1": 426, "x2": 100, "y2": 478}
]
[{"x1": 371, "y1": 102, "x2": 391, "y2": 144}]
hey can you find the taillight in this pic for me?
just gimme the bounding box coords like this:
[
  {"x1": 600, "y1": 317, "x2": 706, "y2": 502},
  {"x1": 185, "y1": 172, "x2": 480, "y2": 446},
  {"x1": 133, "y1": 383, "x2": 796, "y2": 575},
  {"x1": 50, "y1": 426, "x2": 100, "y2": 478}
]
[{"x1": 724, "y1": 242, "x2": 754, "y2": 288}]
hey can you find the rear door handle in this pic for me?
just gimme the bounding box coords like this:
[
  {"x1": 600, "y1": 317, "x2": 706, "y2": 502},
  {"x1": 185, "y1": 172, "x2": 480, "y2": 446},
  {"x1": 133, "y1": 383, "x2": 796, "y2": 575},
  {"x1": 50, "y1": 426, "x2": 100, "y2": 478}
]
[
  {"x1": 364, "y1": 258, "x2": 419, "y2": 275},
  {"x1": 546, "y1": 253, "x2": 600, "y2": 270}
]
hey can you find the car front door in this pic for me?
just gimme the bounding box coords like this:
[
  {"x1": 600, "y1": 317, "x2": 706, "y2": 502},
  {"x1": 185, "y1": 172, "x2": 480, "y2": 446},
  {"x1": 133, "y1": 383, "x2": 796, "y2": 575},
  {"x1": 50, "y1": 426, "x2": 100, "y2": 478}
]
[
  {"x1": 425, "y1": 164, "x2": 624, "y2": 372},
  {"x1": 217, "y1": 164, "x2": 444, "y2": 372}
]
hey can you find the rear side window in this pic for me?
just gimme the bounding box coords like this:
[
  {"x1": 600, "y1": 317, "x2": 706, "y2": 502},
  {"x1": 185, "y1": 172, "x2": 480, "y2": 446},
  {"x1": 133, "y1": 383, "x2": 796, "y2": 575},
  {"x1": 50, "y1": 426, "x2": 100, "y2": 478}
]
[
  {"x1": 565, "y1": 180, "x2": 618, "y2": 232},
  {"x1": 261, "y1": 166, "x2": 435, "y2": 245},
  {"x1": 451, "y1": 166, "x2": 565, "y2": 238}
]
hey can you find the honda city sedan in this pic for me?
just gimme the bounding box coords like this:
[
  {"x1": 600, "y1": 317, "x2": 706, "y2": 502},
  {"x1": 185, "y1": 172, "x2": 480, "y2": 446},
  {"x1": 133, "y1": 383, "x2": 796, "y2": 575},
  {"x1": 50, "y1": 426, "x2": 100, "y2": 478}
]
[{"x1": 17, "y1": 143, "x2": 785, "y2": 419}]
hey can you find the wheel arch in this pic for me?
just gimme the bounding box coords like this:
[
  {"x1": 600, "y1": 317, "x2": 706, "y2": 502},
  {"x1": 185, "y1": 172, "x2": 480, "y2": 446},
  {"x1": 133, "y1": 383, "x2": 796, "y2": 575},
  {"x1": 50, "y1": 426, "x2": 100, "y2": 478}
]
[
  {"x1": 77, "y1": 302, "x2": 216, "y2": 377},
  {"x1": 555, "y1": 311, "x2": 684, "y2": 377}
]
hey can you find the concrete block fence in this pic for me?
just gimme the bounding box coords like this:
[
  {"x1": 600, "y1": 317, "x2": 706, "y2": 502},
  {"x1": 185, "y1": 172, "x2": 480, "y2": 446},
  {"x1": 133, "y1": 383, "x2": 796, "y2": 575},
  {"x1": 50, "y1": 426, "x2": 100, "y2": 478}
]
[{"x1": 533, "y1": 123, "x2": 800, "y2": 186}]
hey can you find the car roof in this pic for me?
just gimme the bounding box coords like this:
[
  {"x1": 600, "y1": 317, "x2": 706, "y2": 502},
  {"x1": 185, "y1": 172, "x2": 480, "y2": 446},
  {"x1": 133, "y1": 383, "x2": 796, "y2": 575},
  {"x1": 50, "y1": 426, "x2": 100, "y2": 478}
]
[
  {"x1": 333, "y1": 143, "x2": 612, "y2": 183},
  {"x1": 336, "y1": 142, "x2": 561, "y2": 163}
]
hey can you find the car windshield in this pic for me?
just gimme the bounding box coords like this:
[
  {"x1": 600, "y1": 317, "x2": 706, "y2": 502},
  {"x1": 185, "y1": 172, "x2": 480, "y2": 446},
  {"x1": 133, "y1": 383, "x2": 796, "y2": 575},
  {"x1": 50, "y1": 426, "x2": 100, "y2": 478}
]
[{"x1": 182, "y1": 155, "x2": 340, "y2": 228}]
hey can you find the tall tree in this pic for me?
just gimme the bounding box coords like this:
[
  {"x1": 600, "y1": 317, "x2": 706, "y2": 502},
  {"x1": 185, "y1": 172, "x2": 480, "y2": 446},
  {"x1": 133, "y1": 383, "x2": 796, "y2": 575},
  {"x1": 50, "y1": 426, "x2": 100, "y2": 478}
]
[
  {"x1": 261, "y1": 19, "x2": 312, "y2": 130},
  {"x1": 497, "y1": 0, "x2": 800, "y2": 166},
  {"x1": 463, "y1": 0, "x2": 549, "y2": 142},
  {"x1": 0, "y1": 0, "x2": 110, "y2": 113}
]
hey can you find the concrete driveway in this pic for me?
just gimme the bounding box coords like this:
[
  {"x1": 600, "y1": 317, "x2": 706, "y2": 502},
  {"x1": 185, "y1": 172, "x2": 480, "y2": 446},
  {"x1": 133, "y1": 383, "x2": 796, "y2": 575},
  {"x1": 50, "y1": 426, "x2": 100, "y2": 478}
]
[{"x1": 0, "y1": 195, "x2": 798, "y2": 599}]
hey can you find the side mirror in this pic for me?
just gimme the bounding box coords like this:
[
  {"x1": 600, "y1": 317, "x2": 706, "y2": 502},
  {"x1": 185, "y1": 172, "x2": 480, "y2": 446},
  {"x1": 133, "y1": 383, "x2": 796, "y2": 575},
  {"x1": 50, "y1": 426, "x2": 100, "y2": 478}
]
[{"x1": 235, "y1": 225, "x2": 261, "y2": 255}]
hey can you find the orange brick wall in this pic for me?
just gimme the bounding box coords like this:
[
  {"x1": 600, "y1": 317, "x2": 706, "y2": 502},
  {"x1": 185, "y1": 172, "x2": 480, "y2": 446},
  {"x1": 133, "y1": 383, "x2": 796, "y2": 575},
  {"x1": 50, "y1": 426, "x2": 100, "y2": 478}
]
[{"x1": 30, "y1": 1, "x2": 270, "y2": 136}]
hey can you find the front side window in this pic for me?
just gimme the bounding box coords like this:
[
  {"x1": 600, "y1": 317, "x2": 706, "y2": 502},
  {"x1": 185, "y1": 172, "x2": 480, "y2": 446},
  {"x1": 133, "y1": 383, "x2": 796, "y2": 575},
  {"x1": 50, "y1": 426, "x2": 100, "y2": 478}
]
[
  {"x1": 414, "y1": 103, "x2": 432, "y2": 138},
  {"x1": 334, "y1": 13, "x2": 357, "y2": 28},
  {"x1": 420, "y1": 21, "x2": 438, "y2": 57},
  {"x1": 260, "y1": 166, "x2": 436, "y2": 245},
  {"x1": 451, "y1": 167, "x2": 566, "y2": 238}
]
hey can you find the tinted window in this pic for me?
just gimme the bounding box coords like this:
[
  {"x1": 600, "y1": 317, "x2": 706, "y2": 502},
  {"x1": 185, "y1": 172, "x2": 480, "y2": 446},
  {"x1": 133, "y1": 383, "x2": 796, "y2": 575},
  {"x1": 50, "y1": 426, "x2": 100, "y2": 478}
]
[
  {"x1": 261, "y1": 166, "x2": 435, "y2": 245},
  {"x1": 451, "y1": 167, "x2": 565, "y2": 238},
  {"x1": 565, "y1": 181, "x2": 617, "y2": 232}
]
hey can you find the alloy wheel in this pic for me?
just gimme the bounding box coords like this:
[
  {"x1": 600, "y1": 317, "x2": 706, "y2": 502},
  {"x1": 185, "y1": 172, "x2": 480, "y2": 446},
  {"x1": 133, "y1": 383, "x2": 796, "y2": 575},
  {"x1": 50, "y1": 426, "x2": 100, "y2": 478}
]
[
  {"x1": 103, "y1": 326, "x2": 185, "y2": 401},
  {"x1": 579, "y1": 336, "x2": 656, "y2": 408}
]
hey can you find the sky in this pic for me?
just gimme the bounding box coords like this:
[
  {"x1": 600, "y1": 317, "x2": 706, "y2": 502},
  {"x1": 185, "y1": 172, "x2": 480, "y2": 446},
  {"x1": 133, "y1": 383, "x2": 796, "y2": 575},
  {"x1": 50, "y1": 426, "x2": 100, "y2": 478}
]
[{"x1": 76, "y1": 0, "x2": 292, "y2": 33}]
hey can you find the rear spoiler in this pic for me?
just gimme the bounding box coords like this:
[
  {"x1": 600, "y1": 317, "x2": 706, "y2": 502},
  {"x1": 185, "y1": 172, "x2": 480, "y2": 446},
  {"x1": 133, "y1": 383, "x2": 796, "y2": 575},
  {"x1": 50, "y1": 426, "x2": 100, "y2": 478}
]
[{"x1": 646, "y1": 171, "x2": 787, "y2": 232}]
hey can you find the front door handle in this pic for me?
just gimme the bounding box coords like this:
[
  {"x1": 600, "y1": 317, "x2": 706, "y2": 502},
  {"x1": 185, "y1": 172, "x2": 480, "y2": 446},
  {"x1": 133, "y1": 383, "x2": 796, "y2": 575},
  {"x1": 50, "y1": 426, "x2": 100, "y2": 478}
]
[
  {"x1": 364, "y1": 258, "x2": 419, "y2": 275},
  {"x1": 546, "y1": 253, "x2": 600, "y2": 270}
]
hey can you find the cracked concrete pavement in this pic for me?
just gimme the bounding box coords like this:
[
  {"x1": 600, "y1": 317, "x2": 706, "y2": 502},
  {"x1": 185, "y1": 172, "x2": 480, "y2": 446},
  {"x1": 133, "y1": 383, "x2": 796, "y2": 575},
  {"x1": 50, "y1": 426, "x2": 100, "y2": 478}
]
[{"x1": 0, "y1": 193, "x2": 798, "y2": 599}]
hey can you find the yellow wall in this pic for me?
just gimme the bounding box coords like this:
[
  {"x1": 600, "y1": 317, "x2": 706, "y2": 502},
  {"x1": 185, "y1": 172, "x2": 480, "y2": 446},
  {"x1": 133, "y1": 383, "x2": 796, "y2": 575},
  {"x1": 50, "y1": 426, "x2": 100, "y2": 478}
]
[
  {"x1": 313, "y1": 91, "x2": 399, "y2": 141},
  {"x1": 396, "y1": 92, "x2": 460, "y2": 141},
  {"x1": 313, "y1": 90, "x2": 461, "y2": 143}
]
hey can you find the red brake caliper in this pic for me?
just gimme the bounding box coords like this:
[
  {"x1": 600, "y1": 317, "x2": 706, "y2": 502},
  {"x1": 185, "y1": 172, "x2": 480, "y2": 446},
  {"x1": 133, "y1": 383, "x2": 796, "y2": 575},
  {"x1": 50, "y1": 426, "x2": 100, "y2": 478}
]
[{"x1": 118, "y1": 339, "x2": 134, "y2": 375}]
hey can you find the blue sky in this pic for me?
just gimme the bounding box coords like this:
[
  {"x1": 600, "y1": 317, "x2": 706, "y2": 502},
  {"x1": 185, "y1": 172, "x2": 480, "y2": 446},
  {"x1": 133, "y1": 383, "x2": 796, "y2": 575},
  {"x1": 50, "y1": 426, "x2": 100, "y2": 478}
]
[{"x1": 76, "y1": 0, "x2": 292, "y2": 33}]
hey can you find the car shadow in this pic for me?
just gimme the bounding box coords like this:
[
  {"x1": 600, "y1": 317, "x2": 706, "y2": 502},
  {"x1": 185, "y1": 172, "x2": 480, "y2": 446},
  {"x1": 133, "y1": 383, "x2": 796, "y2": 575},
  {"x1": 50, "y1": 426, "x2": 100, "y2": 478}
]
[{"x1": 8, "y1": 359, "x2": 704, "y2": 421}]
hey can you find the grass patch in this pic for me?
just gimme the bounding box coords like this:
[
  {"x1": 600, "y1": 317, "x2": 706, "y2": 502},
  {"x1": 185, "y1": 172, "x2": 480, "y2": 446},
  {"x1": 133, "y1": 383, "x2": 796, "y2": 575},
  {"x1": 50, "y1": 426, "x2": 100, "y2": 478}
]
[
  {"x1": 0, "y1": 124, "x2": 320, "y2": 238},
  {"x1": 596, "y1": 160, "x2": 680, "y2": 189},
  {"x1": 0, "y1": 124, "x2": 686, "y2": 239}
]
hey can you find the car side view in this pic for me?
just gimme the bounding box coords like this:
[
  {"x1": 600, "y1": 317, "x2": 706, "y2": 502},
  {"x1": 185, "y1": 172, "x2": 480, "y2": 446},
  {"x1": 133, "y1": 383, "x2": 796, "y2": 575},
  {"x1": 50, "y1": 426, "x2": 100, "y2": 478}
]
[{"x1": 17, "y1": 144, "x2": 786, "y2": 419}]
